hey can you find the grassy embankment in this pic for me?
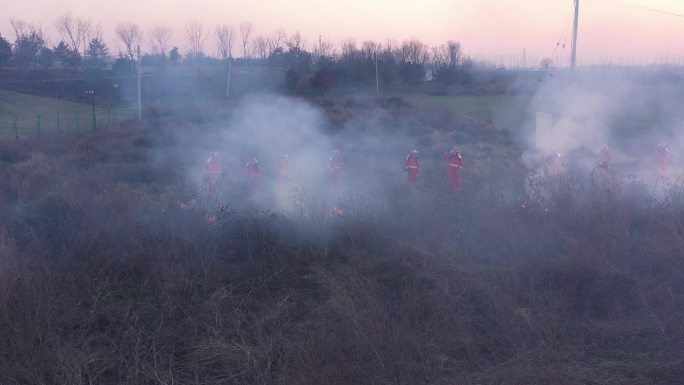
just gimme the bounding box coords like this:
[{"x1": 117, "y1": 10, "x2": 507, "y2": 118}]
[{"x1": 0, "y1": 89, "x2": 136, "y2": 136}]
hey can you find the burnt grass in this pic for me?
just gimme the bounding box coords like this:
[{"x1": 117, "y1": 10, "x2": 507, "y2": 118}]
[{"x1": 0, "y1": 98, "x2": 683, "y2": 385}]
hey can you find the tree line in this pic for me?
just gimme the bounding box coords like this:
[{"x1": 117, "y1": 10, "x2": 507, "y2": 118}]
[{"x1": 0, "y1": 14, "x2": 478, "y2": 92}]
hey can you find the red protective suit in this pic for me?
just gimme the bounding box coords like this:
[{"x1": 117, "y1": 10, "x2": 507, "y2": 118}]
[
  {"x1": 444, "y1": 151, "x2": 463, "y2": 191},
  {"x1": 329, "y1": 152, "x2": 344, "y2": 184},
  {"x1": 657, "y1": 144, "x2": 671, "y2": 176},
  {"x1": 203, "y1": 154, "x2": 223, "y2": 197},
  {"x1": 404, "y1": 153, "x2": 420, "y2": 185},
  {"x1": 597, "y1": 145, "x2": 611, "y2": 171},
  {"x1": 246, "y1": 158, "x2": 261, "y2": 186}
]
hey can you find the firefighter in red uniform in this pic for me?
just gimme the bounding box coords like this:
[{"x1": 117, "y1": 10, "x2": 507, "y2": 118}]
[
  {"x1": 444, "y1": 146, "x2": 464, "y2": 191},
  {"x1": 657, "y1": 142, "x2": 671, "y2": 177},
  {"x1": 202, "y1": 152, "x2": 223, "y2": 197},
  {"x1": 597, "y1": 144, "x2": 611, "y2": 171},
  {"x1": 275, "y1": 154, "x2": 290, "y2": 182},
  {"x1": 541, "y1": 152, "x2": 563, "y2": 176},
  {"x1": 404, "y1": 149, "x2": 420, "y2": 186},
  {"x1": 245, "y1": 157, "x2": 261, "y2": 186},
  {"x1": 329, "y1": 149, "x2": 344, "y2": 184}
]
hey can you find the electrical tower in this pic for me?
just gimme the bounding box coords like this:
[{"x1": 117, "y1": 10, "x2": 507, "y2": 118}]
[{"x1": 571, "y1": 0, "x2": 580, "y2": 68}]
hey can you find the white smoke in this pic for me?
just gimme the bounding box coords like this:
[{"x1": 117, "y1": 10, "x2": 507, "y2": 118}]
[
  {"x1": 173, "y1": 93, "x2": 451, "y2": 220},
  {"x1": 523, "y1": 69, "x2": 684, "y2": 185}
]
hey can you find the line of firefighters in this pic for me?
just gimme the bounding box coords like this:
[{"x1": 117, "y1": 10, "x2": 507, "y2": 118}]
[
  {"x1": 201, "y1": 146, "x2": 465, "y2": 197},
  {"x1": 202, "y1": 141, "x2": 673, "y2": 198},
  {"x1": 552, "y1": 141, "x2": 672, "y2": 176}
]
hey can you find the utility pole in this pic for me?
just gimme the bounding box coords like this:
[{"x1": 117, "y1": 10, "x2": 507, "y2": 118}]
[
  {"x1": 571, "y1": 0, "x2": 580, "y2": 69},
  {"x1": 137, "y1": 45, "x2": 142, "y2": 121},
  {"x1": 375, "y1": 51, "x2": 379, "y2": 95},
  {"x1": 225, "y1": 57, "x2": 232, "y2": 99},
  {"x1": 86, "y1": 90, "x2": 96, "y2": 130}
]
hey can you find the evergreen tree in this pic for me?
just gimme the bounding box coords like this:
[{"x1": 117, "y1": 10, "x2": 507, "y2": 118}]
[
  {"x1": 37, "y1": 47, "x2": 54, "y2": 67},
  {"x1": 169, "y1": 47, "x2": 181, "y2": 64},
  {"x1": 54, "y1": 41, "x2": 81, "y2": 68},
  {"x1": 0, "y1": 34, "x2": 11, "y2": 67},
  {"x1": 85, "y1": 38, "x2": 109, "y2": 69},
  {"x1": 13, "y1": 31, "x2": 44, "y2": 67}
]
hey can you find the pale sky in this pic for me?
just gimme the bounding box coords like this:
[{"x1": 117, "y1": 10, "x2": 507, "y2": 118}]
[{"x1": 2, "y1": 0, "x2": 683, "y2": 64}]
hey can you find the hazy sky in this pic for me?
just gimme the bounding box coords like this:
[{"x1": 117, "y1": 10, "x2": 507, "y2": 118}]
[{"x1": 2, "y1": 0, "x2": 683, "y2": 63}]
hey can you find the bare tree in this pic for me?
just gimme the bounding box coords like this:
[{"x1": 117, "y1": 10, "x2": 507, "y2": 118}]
[
  {"x1": 56, "y1": 14, "x2": 99, "y2": 55},
  {"x1": 340, "y1": 38, "x2": 357, "y2": 59},
  {"x1": 149, "y1": 25, "x2": 171, "y2": 57},
  {"x1": 9, "y1": 18, "x2": 47, "y2": 67},
  {"x1": 239, "y1": 22, "x2": 253, "y2": 58},
  {"x1": 55, "y1": 14, "x2": 78, "y2": 51},
  {"x1": 266, "y1": 28, "x2": 286, "y2": 53},
  {"x1": 10, "y1": 18, "x2": 45, "y2": 42},
  {"x1": 215, "y1": 24, "x2": 235, "y2": 60},
  {"x1": 115, "y1": 22, "x2": 142, "y2": 59},
  {"x1": 313, "y1": 36, "x2": 335, "y2": 59},
  {"x1": 185, "y1": 21, "x2": 206, "y2": 58},
  {"x1": 381, "y1": 39, "x2": 398, "y2": 61},
  {"x1": 80, "y1": 20, "x2": 101, "y2": 54},
  {"x1": 431, "y1": 41, "x2": 462, "y2": 70},
  {"x1": 360, "y1": 40, "x2": 379, "y2": 61},
  {"x1": 286, "y1": 31, "x2": 303, "y2": 51},
  {"x1": 9, "y1": 18, "x2": 26, "y2": 40},
  {"x1": 253, "y1": 34, "x2": 268, "y2": 59},
  {"x1": 399, "y1": 39, "x2": 429, "y2": 64}
]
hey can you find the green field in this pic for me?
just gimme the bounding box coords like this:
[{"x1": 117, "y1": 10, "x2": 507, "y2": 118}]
[
  {"x1": 408, "y1": 94, "x2": 530, "y2": 130},
  {"x1": 0, "y1": 89, "x2": 137, "y2": 136},
  {"x1": 0, "y1": 90, "x2": 531, "y2": 137},
  {"x1": 0, "y1": 89, "x2": 95, "y2": 120}
]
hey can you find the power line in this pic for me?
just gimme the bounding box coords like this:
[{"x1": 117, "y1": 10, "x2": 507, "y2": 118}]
[
  {"x1": 548, "y1": 2, "x2": 575, "y2": 65},
  {"x1": 591, "y1": 0, "x2": 684, "y2": 21}
]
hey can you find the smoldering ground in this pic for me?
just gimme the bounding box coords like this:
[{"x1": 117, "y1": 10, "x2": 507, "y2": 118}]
[
  {"x1": 181, "y1": 95, "x2": 335, "y2": 211},
  {"x1": 518, "y1": 68, "x2": 684, "y2": 194},
  {"x1": 165, "y1": 94, "x2": 658, "y2": 235},
  {"x1": 172, "y1": 94, "x2": 474, "y2": 221},
  {"x1": 2, "y1": 86, "x2": 684, "y2": 384}
]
